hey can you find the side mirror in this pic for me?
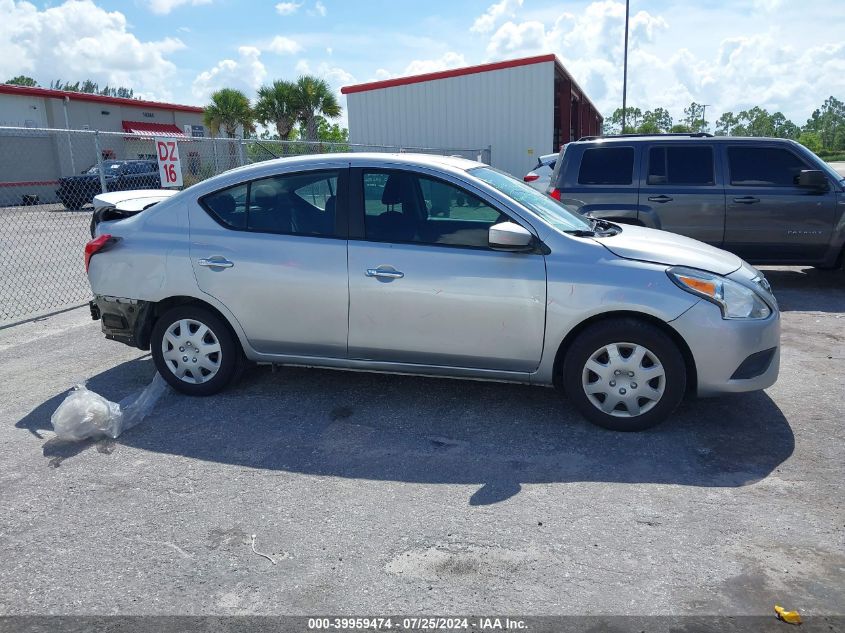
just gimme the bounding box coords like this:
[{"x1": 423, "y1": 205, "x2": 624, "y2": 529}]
[
  {"x1": 489, "y1": 221, "x2": 534, "y2": 251},
  {"x1": 797, "y1": 170, "x2": 828, "y2": 190}
]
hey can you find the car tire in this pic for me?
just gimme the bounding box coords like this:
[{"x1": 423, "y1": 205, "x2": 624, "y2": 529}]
[
  {"x1": 562, "y1": 318, "x2": 686, "y2": 432},
  {"x1": 151, "y1": 305, "x2": 244, "y2": 396},
  {"x1": 62, "y1": 200, "x2": 83, "y2": 211}
]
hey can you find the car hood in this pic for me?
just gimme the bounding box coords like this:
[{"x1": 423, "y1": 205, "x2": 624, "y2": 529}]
[{"x1": 592, "y1": 224, "x2": 743, "y2": 276}]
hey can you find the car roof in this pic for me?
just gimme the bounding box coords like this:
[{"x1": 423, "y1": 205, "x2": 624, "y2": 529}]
[
  {"x1": 181, "y1": 152, "x2": 488, "y2": 200},
  {"x1": 241, "y1": 152, "x2": 483, "y2": 171},
  {"x1": 572, "y1": 135, "x2": 802, "y2": 145}
]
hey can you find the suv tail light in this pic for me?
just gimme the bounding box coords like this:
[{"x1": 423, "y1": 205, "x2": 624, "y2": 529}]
[
  {"x1": 549, "y1": 188, "x2": 562, "y2": 200},
  {"x1": 523, "y1": 172, "x2": 539, "y2": 182},
  {"x1": 84, "y1": 234, "x2": 118, "y2": 273}
]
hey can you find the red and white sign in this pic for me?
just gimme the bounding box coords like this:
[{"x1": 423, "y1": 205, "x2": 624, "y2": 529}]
[{"x1": 154, "y1": 137, "x2": 183, "y2": 188}]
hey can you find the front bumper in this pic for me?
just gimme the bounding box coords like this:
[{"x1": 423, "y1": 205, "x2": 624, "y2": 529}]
[{"x1": 670, "y1": 300, "x2": 780, "y2": 397}]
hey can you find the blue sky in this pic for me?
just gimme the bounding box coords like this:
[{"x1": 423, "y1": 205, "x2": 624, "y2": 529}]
[{"x1": 2, "y1": 0, "x2": 843, "y2": 128}]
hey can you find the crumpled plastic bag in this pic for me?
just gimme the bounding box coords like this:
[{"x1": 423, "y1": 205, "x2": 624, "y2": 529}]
[{"x1": 50, "y1": 373, "x2": 169, "y2": 441}]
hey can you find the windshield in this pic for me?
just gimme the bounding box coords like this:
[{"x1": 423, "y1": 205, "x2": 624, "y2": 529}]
[
  {"x1": 85, "y1": 162, "x2": 123, "y2": 174},
  {"x1": 469, "y1": 166, "x2": 592, "y2": 232}
]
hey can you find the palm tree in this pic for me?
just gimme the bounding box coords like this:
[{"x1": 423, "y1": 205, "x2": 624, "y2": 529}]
[
  {"x1": 255, "y1": 80, "x2": 299, "y2": 140},
  {"x1": 203, "y1": 88, "x2": 254, "y2": 169},
  {"x1": 203, "y1": 88, "x2": 255, "y2": 138},
  {"x1": 294, "y1": 75, "x2": 341, "y2": 143}
]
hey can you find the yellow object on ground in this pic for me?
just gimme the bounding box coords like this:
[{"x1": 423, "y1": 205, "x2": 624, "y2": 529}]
[{"x1": 774, "y1": 604, "x2": 802, "y2": 625}]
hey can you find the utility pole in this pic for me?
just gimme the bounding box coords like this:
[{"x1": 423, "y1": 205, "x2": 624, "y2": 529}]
[
  {"x1": 621, "y1": 0, "x2": 630, "y2": 133},
  {"x1": 701, "y1": 104, "x2": 711, "y2": 132}
]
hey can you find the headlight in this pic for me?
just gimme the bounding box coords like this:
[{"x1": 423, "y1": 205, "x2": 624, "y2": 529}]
[{"x1": 667, "y1": 266, "x2": 771, "y2": 319}]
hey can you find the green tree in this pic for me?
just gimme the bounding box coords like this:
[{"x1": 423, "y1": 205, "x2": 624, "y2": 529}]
[
  {"x1": 804, "y1": 96, "x2": 845, "y2": 152},
  {"x1": 294, "y1": 75, "x2": 342, "y2": 142},
  {"x1": 682, "y1": 102, "x2": 708, "y2": 132},
  {"x1": 48, "y1": 78, "x2": 134, "y2": 98},
  {"x1": 293, "y1": 116, "x2": 349, "y2": 144},
  {"x1": 798, "y1": 131, "x2": 823, "y2": 153},
  {"x1": 204, "y1": 88, "x2": 255, "y2": 169},
  {"x1": 670, "y1": 123, "x2": 693, "y2": 133},
  {"x1": 639, "y1": 108, "x2": 673, "y2": 133},
  {"x1": 255, "y1": 79, "x2": 299, "y2": 140},
  {"x1": 715, "y1": 111, "x2": 739, "y2": 136},
  {"x1": 6, "y1": 75, "x2": 38, "y2": 87},
  {"x1": 203, "y1": 88, "x2": 255, "y2": 138},
  {"x1": 606, "y1": 107, "x2": 642, "y2": 134}
]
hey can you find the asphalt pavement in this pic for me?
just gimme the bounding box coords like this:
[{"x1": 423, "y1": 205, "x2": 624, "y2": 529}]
[{"x1": 0, "y1": 266, "x2": 842, "y2": 617}]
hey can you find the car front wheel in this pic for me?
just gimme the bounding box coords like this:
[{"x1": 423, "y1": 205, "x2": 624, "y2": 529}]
[
  {"x1": 562, "y1": 318, "x2": 686, "y2": 431},
  {"x1": 151, "y1": 305, "x2": 243, "y2": 396}
]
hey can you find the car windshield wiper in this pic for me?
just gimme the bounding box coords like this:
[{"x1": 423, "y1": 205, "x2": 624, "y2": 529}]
[{"x1": 564, "y1": 228, "x2": 596, "y2": 237}]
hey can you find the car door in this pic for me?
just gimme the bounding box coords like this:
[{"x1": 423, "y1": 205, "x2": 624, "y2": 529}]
[
  {"x1": 189, "y1": 165, "x2": 349, "y2": 357},
  {"x1": 639, "y1": 144, "x2": 725, "y2": 246},
  {"x1": 346, "y1": 167, "x2": 546, "y2": 372},
  {"x1": 723, "y1": 144, "x2": 837, "y2": 262}
]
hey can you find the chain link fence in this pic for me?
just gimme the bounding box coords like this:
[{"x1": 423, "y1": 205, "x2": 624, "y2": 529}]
[{"x1": 0, "y1": 126, "x2": 490, "y2": 325}]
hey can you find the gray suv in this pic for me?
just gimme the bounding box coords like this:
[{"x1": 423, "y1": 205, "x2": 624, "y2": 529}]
[{"x1": 548, "y1": 134, "x2": 845, "y2": 268}]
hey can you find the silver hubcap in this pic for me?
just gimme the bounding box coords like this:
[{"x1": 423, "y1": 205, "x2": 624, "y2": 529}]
[
  {"x1": 161, "y1": 318, "x2": 222, "y2": 384},
  {"x1": 582, "y1": 342, "x2": 666, "y2": 418}
]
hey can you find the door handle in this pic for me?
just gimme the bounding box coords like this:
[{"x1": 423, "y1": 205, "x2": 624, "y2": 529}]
[
  {"x1": 198, "y1": 257, "x2": 234, "y2": 268},
  {"x1": 733, "y1": 196, "x2": 760, "y2": 204},
  {"x1": 647, "y1": 195, "x2": 673, "y2": 203},
  {"x1": 366, "y1": 267, "x2": 404, "y2": 279}
]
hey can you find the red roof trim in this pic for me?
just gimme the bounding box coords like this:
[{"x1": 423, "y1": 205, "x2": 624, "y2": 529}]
[
  {"x1": 0, "y1": 84, "x2": 203, "y2": 113},
  {"x1": 341, "y1": 54, "x2": 557, "y2": 94}
]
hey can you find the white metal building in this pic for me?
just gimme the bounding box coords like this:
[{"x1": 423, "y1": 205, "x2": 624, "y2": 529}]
[{"x1": 342, "y1": 54, "x2": 603, "y2": 177}]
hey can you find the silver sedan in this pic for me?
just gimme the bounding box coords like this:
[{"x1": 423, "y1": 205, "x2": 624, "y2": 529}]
[{"x1": 86, "y1": 153, "x2": 780, "y2": 431}]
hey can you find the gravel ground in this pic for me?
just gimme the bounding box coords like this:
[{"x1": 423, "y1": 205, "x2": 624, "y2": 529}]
[{"x1": 0, "y1": 266, "x2": 842, "y2": 618}]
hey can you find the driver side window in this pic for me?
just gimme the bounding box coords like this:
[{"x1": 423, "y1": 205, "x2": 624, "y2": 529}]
[{"x1": 362, "y1": 170, "x2": 506, "y2": 249}]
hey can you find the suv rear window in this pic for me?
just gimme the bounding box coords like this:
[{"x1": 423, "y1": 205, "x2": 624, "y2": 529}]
[
  {"x1": 577, "y1": 147, "x2": 634, "y2": 185},
  {"x1": 728, "y1": 146, "x2": 809, "y2": 186},
  {"x1": 648, "y1": 146, "x2": 714, "y2": 186}
]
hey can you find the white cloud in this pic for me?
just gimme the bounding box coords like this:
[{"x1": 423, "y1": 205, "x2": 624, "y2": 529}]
[
  {"x1": 475, "y1": 0, "x2": 845, "y2": 125},
  {"x1": 192, "y1": 46, "x2": 267, "y2": 101},
  {"x1": 471, "y1": 0, "x2": 523, "y2": 34},
  {"x1": 145, "y1": 0, "x2": 211, "y2": 15},
  {"x1": 403, "y1": 52, "x2": 467, "y2": 76},
  {"x1": 275, "y1": 1, "x2": 301, "y2": 15},
  {"x1": 267, "y1": 35, "x2": 302, "y2": 55},
  {"x1": 0, "y1": 0, "x2": 186, "y2": 101},
  {"x1": 310, "y1": 0, "x2": 326, "y2": 17}
]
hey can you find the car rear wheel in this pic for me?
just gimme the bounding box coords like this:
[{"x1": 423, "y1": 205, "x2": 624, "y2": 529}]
[
  {"x1": 562, "y1": 318, "x2": 686, "y2": 431},
  {"x1": 151, "y1": 305, "x2": 243, "y2": 396}
]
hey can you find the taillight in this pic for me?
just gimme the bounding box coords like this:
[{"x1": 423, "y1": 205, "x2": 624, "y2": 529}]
[
  {"x1": 523, "y1": 172, "x2": 539, "y2": 182},
  {"x1": 84, "y1": 234, "x2": 117, "y2": 273},
  {"x1": 549, "y1": 188, "x2": 562, "y2": 200}
]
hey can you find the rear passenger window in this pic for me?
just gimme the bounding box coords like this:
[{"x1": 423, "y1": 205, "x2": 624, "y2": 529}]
[
  {"x1": 648, "y1": 146, "x2": 714, "y2": 185},
  {"x1": 200, "y1": 170, "x2": 339, "y2": 235},
  {"x1": 728, "y1": 147, "x2": 809, "y2": 186},
  {"x1": 578, "y1": 147, "x2": 634, "y2": 185},
  {"x1": 247, "y1": 171, "x2": 338, "y2": 235},
  {"x1": 202, "y1": 183, "x2": 248, "y2": 229}
]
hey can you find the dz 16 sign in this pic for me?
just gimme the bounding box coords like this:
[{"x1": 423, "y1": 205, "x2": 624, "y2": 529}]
[{"x1": 154, "y1": 137, "x2": 183, "y2": 188}]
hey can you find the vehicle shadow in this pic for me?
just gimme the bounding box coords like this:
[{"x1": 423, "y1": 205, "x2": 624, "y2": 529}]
[
  {"x1": 16, "y1": 357, "x2": 795, "y2": 505},
  {"x1": 760, "y1": 265, "x2": 845, "y2": 313}
]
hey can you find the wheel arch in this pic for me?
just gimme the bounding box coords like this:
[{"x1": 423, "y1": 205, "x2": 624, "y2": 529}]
[
  {"x1": 136, "y1": 295, "x2": 242, "y2": 351},
  {"x1": 551, "y1": 310, "x2": 698, "y2": 395}
]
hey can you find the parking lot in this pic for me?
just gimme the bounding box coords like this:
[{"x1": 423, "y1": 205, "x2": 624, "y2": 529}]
[{"x1": 0, "y1": 265, "x2": 842, "y2": 617}]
